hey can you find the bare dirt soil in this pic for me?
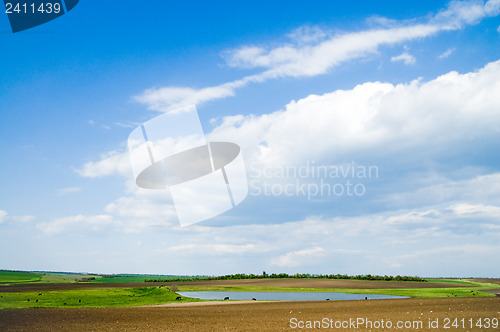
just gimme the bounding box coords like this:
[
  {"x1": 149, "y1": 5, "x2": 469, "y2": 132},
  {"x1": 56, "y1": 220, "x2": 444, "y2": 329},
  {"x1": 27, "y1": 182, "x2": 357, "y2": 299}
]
[
  {"x1": 473, "y1": 279, "x2": 500, "y2": 285},
  {"x1": 0, "y1": 297, "x2": 498, "y2": 331},
  {"x1": 0, "y1": 278, "x2": 476, "y2": 293}
]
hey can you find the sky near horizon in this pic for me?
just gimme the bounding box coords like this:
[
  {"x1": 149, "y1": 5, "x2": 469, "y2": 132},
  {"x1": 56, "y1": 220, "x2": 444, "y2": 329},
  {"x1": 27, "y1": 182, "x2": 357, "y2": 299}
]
[{"x1": 1, "y1": 0, "x2": 499, "y2": 277}]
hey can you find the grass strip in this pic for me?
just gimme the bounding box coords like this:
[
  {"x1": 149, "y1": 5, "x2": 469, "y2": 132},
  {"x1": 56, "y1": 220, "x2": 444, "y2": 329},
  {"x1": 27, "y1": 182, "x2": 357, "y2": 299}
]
[{"x1": 0, "y1": 287, "x2": 201, "y2": 310}]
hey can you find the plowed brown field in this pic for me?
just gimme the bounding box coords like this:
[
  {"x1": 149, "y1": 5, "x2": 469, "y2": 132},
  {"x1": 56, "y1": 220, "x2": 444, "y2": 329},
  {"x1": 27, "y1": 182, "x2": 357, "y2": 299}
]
[{"x1": 0, "y1": 297, "x2": 498, "y2": 331}]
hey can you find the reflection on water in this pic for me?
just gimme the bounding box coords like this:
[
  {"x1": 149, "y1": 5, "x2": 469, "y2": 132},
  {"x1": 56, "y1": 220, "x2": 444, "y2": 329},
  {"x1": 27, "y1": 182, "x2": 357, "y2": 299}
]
[{"x1": 178, "y1": 291, "x2": 409, "y2": 301}]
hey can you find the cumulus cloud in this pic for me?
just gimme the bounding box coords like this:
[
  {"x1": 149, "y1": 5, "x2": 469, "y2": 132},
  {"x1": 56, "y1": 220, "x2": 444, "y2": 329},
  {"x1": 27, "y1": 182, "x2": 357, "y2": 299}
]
[
  {"x1": 135, "y1": 0, "x2": 500, "y2": 111},
  {"x1": 75, "y1": 149, "x2": 132, "y2": 178},
  {"x1": 78, "y1": 59, "x2": 500, "y2": 199},
  {"x1": 391, "y1": 52, "x2": 416, "y2": 65},
  {"x1": 209, "y1": 59, "x2": 500, "y2": 168},
  {"x1": 104, "y1": 184, "x2": 179, "y2": 231}
]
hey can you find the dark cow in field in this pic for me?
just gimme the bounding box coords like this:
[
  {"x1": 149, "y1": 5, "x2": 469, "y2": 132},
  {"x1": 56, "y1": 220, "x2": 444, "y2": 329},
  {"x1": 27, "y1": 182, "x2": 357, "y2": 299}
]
[
  {"x1": 325, "y1": 298, "x2": 330, "y2": 301},
  {"x1": 176, "y1": 296, "x2": 182, "y2": 300},
  {"x1": 252, "y1": 298, "x2": 256, "y2": 301},
  {"x1": 224, "y1": 296, "x2": 230, "y2": 300}
]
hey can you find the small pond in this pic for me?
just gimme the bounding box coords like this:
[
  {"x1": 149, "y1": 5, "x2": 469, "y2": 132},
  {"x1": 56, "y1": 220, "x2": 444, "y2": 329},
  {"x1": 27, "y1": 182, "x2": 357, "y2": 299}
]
[{"x1": 178, "y1": 291, "x2": 409, "y2": 301}]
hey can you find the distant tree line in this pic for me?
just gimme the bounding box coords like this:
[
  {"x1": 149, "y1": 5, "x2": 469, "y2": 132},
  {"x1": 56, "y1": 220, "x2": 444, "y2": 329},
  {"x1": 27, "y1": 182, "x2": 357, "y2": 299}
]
[{"x1": 145, "y1": 273, "x2": 426, "y2": 283}]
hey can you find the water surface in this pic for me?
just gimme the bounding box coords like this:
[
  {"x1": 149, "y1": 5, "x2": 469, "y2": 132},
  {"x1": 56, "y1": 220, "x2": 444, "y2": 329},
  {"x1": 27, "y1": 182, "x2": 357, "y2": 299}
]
[{"x1": 178, "y1": 291, "x2": 409, "y2": 301}]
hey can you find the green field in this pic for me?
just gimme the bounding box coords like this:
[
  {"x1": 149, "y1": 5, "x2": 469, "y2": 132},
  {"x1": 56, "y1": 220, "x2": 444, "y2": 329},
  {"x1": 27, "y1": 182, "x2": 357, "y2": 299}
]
[
  {"x1": 0, "y1": 287, "x2": 201, "y2": 310},
  {"x1": 0, "y1": 270, "x2": 195, "y2": 285},
  {"x1": 2, "y1": 282, "x2": 497, "y2": 310},
  {"x1": 0, "y1": 271, "x2": 43, "y2": 283}
]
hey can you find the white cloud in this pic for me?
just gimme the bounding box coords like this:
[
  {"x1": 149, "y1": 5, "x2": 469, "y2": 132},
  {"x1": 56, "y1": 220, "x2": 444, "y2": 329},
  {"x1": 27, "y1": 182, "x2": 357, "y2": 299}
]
[
  {"x1": 134, "y1": 85, "x2": 239, "y2": 113},
  {"x1": 75, "y1": 149, "x2": 132, "y2": 178},
  {"x1": 37, "y1": 214, "x2": 114, "y2": 235},
  {"x1": 209, "y1": 59, "x2": 500, "y2": 168},
  {"x1": 80, "y1": 59, "x2": 500, "y2": 197},
  {"x1": 135, "y1": 0, "x2": 500, "y2": 111},
  {"x1": 226, "y1": 25, "x2": 434, "y2": 76},
  {"x1": 397, "y1": 244, "x2": 500, "y2": 260},
  {"x1": 37, "y1": 179, "x2": 179, "y2": 235},
  {"x1": 104, "y1": 185, "x2": 179, "y2": 232},
  {"x1": 57, "y1": 187, "x2": 81, "y2": 195},
  {"x1": 29, "y1": 192, "x2": 500, "y2": 275},
  {"x1": 438, "y1": 48, "x2": 455, "y2": 59},
  {"x1": 450, "y1": 203, "x2": 500, "y2": 216},
  {"x1": 385, "y1": 173, "x2": 500, "y2": 210},
  {"x1": 272, "y1": 247, "x2": 326, "y2": 267},
  {"x1": 391, "y1": 52, "x2": 416, "y2": 65},
  {"x1": 287, "y1": 25, "x2": 328, "y2": 44},
  {"x1": 0, "y1": 210, "x2": 35, "y2": 224},
  {"x1": 168, "y1": 243, "x2": 259, "y2": 255},
  {"x1": 10, "y1": 215, "x2": 35, "y2": 223},
  {"x1": 432, "y1": 0, "x2": 500, "y2": 30},
  {"x1": 0, "y1": 210, "x2": 7, "y2": 224}
]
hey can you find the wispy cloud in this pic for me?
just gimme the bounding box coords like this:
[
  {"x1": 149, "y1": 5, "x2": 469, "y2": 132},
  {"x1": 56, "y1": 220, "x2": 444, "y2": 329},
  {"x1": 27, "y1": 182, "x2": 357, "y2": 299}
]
[
  {"x1": 439, "y1": 48, "x2": 455, "y2": 59},
  {"x1": 391, "y1": 52, "x2": 416, "y2": 65},
  {"x1": 57, "y1": 187, "x2": 81, "y2": 195},
  {"x1": 37, "y1": 214, "x2": 114, "y2": 235},
  {"x1": 168, "y1": 243, "x2": 259, "y2": 255},
  {"x1": 272, "y1": 247, "x2": 325, "y2": 268},
  {"x1": 0, "y1": 210, "x2": 7, "y2": 224},
  {"x1": 432, "y1": 0, "x2": 500, "y2": 29},
  {"x1": 10, "y1": 215, "x2": 35, "y2": 223},
  {"x1": 135, "y1": 0, "x2": 500, "y2": 112},
  {"x1": 0, "y1": 210, "x2": 35, "y2": 224}
]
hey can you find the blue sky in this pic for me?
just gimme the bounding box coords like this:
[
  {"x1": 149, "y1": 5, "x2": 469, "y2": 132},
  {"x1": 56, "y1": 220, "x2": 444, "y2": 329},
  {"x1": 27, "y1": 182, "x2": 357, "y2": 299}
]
[{"x1": 1, "y1": 0, "x2": 499, "y2": 277}]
